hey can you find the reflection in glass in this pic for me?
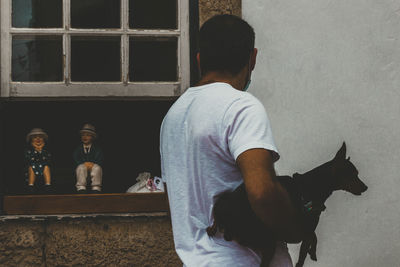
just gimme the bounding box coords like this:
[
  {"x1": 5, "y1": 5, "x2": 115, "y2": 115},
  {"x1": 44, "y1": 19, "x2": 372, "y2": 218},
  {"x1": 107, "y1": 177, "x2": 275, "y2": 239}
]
[
  {"x1": 71, "y1": 36, "x2": 121, "y2": 82},
  {"x1": 71, "y1": 0, "x2": 120, "y2": 29},
  {"x1": 12, "y1": 36, "x2": 63, "y2": 82},
  {"x1": 12, "y1": 0, "x2": 62, "y2": 28},
  {"x1": 129, "y1": 37, "x2": 177, "y2": 81},
  {"x1": 129, "y1": 0, "x2": 177, "y2": 29}
]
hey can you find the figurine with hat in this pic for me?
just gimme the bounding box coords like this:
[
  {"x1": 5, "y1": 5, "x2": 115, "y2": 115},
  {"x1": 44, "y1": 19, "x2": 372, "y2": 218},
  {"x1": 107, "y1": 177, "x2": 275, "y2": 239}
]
[
  {"x1": 73, "y1": 123, "x2": 104, "y2": 193},
  {"x1": 25, "y1": 128, "x2": 52, "y2": 193}
]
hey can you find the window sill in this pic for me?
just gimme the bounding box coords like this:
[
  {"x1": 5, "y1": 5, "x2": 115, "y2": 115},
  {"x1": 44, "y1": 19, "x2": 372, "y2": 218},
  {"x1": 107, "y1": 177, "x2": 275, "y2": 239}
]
[{"x1": 2, "y1": 192, "x2": 168, "y2": 215}]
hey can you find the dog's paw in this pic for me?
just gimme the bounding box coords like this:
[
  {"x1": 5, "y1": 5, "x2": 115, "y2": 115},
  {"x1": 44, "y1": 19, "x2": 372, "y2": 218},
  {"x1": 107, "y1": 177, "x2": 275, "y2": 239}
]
[
  {"x1": 309, "y1": 253, "x2": 317, "y2": 261},
  {"x1": 206, "y1": 225, "x2": 217, "y2": 236}
]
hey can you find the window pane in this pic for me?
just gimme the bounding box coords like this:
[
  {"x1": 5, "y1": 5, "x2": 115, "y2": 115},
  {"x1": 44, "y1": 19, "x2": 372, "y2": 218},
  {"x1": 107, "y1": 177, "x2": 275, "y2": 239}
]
[
  {"x1": 129, "y1": 37, "x2": 177, "y2": 82},
  {"x1": 71, "y1": 0, "x2": 120, "y2": 29},
  {"x1": 71, "y1": 36, "x2": 121, "y2": 82},
  {"x1": 12, "y1": 0, "x2": 62, "y2": 28},
  {"x1": 129, "y1": 0, "x2": 177, "y2": 29},
  {"x1": 12, "y1": 36, "x2": 63, "y2": 82}
]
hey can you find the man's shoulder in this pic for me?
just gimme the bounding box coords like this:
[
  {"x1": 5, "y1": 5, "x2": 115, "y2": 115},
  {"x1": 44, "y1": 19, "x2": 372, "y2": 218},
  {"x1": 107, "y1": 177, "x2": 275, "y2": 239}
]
[
  {"x1": 222, "y1": 91, "x2": 265, "y2": 119},
  {"x1": 186, "y1": 83, "x2": 259, "y2": 109},
  {"x1": 162, "y1": 83, "x2": 263, "y2": 128}
]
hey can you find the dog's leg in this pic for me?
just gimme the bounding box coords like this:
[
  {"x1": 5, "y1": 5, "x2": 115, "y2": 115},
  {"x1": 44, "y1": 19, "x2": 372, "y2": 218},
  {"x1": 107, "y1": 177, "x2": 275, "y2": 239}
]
[
  {"x1": 295, "y1": 235, "x2": 312, "y2": 267},
  {"x1": 308, "y1": 232, "x2": 317, "y2": 261}
]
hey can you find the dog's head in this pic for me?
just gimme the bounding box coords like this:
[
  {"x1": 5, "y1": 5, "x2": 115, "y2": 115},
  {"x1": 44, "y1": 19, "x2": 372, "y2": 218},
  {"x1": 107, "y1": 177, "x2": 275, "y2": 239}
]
[
  {"x1": 332, "y1": 142, "x2": 368, "y2": 195},
  {"x1": 208, "y1": 184, "x2": 268, "y2": 248},
  {"x1": 210, "y1": 188, "x2": 249, "y2": 241}
]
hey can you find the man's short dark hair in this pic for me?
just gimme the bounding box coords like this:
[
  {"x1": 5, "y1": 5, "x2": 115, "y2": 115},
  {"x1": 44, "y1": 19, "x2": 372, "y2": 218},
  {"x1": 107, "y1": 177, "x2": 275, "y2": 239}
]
[{"x1": 199, "y1": 15, "x2": 255, "y2": 76}]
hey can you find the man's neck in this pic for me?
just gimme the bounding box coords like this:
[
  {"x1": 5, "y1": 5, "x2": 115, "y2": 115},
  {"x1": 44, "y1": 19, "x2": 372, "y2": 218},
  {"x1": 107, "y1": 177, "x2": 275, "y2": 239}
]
[{"x1": 196, "y1": 70, "x2": 247, "y2": 91}]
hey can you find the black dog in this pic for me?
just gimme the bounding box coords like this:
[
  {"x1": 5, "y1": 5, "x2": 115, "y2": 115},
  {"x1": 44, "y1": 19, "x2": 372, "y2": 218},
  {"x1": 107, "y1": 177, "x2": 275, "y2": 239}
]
[{"x1": 207, "y1": 143, "x2": 368, "y2": 267}]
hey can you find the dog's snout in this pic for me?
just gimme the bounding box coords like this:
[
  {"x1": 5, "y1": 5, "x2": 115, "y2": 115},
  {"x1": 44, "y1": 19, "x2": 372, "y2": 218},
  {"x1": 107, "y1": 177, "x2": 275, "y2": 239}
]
[
  {"x1": 357, "y1": 177, "x2": 368, "y2": 191},
  {"x1": 345, "y1": 176, "x2": 368, "y2": 195},
  {"x1": 361, "y1": 184, "x2": 368, "y2": 192},
  {"x1": 354, "y1": 178, "x2": 368, "y2": 195}
]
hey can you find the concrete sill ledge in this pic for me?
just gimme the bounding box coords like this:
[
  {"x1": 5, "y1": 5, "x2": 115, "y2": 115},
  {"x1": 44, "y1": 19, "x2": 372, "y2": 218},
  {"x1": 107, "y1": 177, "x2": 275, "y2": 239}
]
[
  {"x1": 2, "y1": 192, "x2": 168, "y2": 216},
  {"x1": 0, "y1": 212, "x2": 169, "y2": 222}
]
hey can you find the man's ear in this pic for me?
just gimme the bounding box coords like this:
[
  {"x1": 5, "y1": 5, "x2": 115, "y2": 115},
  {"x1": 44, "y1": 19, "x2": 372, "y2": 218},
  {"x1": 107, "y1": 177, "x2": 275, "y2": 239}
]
[
  {"x1": 250, "y1": 48, "x2": 257, "y2": 71},
  {"x1": 334, "y1": 142, "x2": 346, "y2": 161},
  {"x1": 196, "y1": 52, "x2": 201, "y2": 72}
]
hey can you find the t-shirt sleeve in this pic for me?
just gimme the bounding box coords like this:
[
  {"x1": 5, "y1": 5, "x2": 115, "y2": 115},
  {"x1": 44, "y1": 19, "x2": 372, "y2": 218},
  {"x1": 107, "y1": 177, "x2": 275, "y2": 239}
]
[{"x1": 222, "y1": 94, "x2": 280, "y2": 162}]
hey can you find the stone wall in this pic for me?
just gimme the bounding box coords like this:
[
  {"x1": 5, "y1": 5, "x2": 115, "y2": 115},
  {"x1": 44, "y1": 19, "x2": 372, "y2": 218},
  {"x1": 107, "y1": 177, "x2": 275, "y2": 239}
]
[
  {"x1": 0, "y1": 214, "x2": 180, "y2": 267},
  {"x1": 199, "y1": 0, "x2": 241, "y2": 26}
]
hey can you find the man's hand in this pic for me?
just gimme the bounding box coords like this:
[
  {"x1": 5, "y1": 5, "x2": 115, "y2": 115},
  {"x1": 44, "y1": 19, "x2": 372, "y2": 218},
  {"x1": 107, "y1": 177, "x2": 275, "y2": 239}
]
[
  {"x1": 237, "y1": 148, "x2": 304, "y2": 243},
  {"x1": 84, "y1": 162, "x2": 94, "y2": 171}
]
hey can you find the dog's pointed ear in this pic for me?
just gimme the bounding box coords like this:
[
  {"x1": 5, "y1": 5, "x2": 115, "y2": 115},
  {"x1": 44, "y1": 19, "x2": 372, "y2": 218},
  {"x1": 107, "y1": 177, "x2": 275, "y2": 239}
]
[
  {"x1": 293, "y1": 172, "x2": 301, "y2": 179},
  {"x1": 334, "y1": 142, "x2": 346, "y2": 161}
]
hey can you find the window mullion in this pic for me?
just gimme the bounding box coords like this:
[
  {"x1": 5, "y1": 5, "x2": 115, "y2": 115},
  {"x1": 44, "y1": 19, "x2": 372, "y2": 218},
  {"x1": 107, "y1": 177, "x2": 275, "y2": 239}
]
[
  {"x1": 122, "y1": 35, "x2": 129, "y2": 84},
  {"x1": 64, "y1": 0, "x2": 71, "y2": 84},
  {"x1": 63, "y1": 34, "x2": 71, "y2": 84},
  {"x1": 64, "y1": 0, "x2": 71, "y2": 30},
  {"x1": 0, "y1": 0, "x2": 11, "y2": 97},
  {"x1": 122, "y1": 0, "x2": 129, "y2": 84},
  {"x1": 179, "y1": 0, "x2": 190, "y2": 94}
]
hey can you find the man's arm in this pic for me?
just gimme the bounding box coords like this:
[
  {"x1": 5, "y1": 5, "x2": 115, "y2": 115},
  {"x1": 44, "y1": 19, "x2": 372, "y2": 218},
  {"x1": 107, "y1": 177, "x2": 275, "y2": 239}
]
[{"x1": 237, "y1": 148, "x2": 304, "y2": 243}]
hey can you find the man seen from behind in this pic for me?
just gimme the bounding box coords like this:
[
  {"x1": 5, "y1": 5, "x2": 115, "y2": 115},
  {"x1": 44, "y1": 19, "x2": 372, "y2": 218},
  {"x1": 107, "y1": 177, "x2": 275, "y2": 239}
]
[{"x1": 160, "y1": 15, "x2": 302, "y2": 267}]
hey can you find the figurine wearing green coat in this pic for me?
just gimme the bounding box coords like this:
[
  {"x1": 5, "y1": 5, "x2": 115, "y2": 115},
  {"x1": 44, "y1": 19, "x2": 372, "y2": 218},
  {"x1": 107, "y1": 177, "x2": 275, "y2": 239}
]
[{"x1": 73, "y1": 124, "x2": 104, "y2": 193}]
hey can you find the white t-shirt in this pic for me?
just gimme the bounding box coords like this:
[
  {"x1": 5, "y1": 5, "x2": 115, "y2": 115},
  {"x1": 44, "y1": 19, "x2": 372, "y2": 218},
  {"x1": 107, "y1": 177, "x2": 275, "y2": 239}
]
[{"x1": 160, "y1": 82, "x2": 292, "y2": 267}]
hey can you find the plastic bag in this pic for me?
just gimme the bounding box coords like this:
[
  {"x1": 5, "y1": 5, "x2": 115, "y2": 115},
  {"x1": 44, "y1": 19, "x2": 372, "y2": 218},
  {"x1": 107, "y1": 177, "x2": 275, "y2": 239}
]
[{"x1": 126, "y1": 172, "x2": 164, "y2": 193}]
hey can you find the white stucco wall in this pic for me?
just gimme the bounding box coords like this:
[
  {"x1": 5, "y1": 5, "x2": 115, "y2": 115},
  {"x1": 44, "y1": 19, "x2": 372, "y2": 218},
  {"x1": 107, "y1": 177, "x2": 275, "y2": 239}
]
[{"x1": 243, "y1": 1, "x2": 400, "y2": 266}]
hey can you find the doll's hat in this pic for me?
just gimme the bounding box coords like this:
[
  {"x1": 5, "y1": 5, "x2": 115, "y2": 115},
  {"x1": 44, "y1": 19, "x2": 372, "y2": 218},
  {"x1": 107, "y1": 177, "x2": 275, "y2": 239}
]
[
  {"x1": 26, "y1": 128, "x2": 48, "y2": 143},
  {"x1": 80, "y1": 123, "x2": 97, "y2": 138}
]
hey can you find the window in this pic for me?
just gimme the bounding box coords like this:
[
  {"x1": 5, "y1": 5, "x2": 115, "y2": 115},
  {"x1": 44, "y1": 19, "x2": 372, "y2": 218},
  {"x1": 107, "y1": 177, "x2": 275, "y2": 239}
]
[
  {"x1": 0, "y1": 0, "x2": 197, "y2": 215},
  {"x1": 0, "y1": 0, "x2": 190, "y2": 98}
]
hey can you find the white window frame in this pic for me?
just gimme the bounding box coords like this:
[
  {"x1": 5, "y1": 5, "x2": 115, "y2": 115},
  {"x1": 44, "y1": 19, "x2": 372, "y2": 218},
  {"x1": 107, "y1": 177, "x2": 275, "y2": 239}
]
[{"x1": 0, "y1": 0, "x2": 190, "y2": 98}]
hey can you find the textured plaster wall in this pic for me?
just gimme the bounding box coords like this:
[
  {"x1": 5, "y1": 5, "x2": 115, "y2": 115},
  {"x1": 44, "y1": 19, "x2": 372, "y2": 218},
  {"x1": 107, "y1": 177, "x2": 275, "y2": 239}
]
[
  {"x1": 0, "y1": 215, "x2": 180, "y2": 267},
  {"x1": 243, "y1": 1, "x2": 400, "y2": 266}
]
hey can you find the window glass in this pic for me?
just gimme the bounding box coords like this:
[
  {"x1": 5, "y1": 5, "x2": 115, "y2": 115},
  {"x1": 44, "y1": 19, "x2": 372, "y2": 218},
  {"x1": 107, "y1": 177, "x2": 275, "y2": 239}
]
[
  {"x1": 12, "y1": 36, "x2": 63, "y2": 82},
  {"x1": 71, "y1": 36, "x2": 121, "y2": 82},
  {"x1": 12, "y1": 0, "x2": 63, "y2": 28},
  {"x1": 71, "y1": 0, "x2": 121, "y2": 29},
  {"x1": 129, "y1": 0, "x2": 177, "y2": 29},
  {"x1": 129, "y1": 37, "x2": 177, "y2": 81}
]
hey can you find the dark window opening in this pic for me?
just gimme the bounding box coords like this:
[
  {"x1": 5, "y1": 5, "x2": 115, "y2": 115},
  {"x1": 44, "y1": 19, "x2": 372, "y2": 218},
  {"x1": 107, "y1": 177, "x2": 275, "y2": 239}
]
[
  {"x1": 129, "y1": 0, "x2": 177, "y2": 30},
  {"x1": 1, "y1": 100, "x2": 174, "y2": 196},
  {"x1": 71, "y1": 0, "x2": 121, "y2": 29},
  {"x1": 129, "y1": 37, "x2": 177, "y2": 82},
  {"x1": 71, "y1": 36, "x2": 121, "y2": 82}
]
